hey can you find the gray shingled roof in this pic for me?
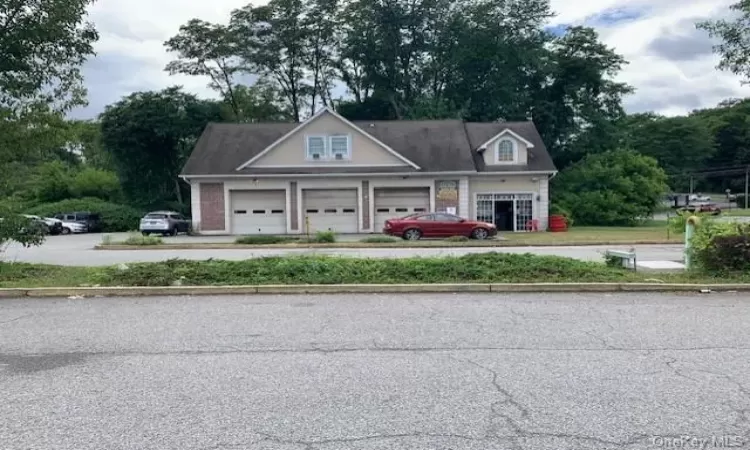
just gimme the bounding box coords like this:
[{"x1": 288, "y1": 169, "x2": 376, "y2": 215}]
[{"x1": 181, "y1": 117, "x2": 556, "y2": 176}]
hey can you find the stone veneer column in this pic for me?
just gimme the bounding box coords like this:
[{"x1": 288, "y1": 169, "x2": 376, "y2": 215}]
[
  {"x1": 362, "y1": 181, "x2": 370, "y2": 230},
  {"x1": 199, "y1": 183, "x2": 225, "y2": 231},
  {"x1": 290, "y1": 182, "x2": 299, "y2": 230},
  {"x1": 435, "y1": 180, "x2": 459, "y2": 214}
]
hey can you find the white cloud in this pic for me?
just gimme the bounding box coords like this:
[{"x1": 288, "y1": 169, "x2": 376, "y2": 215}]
[{"x1": 70, "y1": 0, "x2": 750, "y2": 119}]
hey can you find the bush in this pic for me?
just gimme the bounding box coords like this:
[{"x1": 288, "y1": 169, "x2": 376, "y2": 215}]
[
  {"x1": 30, "y1": 161, "x2": 73, "y2": 203},
  {"x1": 691, "y1": 221, "x2": 750, "y2": 272},
  {"x1": 735, "y1": 195, "x2": 747, "y2": 209},
  {"x1": 235, "y1": 235, "x2": 298, "y2": 245},
  {"x1": 27, "y1": 198, "x2": 143, "y2": 232},
  {"x1": 102, "y1": 253, "x2": 640, "y2": 287},
  {"x1": 552, "y1": 149, "x2": 668, "y2": 226},
  {"x1": 445, "y1": 235, "x2": 469, "y2": 242},
  {"x1": 121, "y1": 233, "x2": 163, "y2": 246},
  {"x1": 311, "y1": 230, "x2": 336, "y2": 243},
  {"x1": 360, "y1": 236, "x2": 399, "y2": 243},
  {"x1": 70, "y1": 168, "x2": 122, "y2": 201},
  {"x1": 0, "y1": 214, "x2": 46, "y2": 250}
]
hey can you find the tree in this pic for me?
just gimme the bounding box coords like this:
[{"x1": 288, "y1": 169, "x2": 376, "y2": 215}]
[
  {"x1": 697, "y1": 0, "x2": 750, "y2": 82},
  {"x1": 302, "y1": 0, "x2": 339, "y2": 111},
  {"x1": 219, "y1": 81, "x2": 292, "y2": 122},
  {"x1": 164, "y1": 20, "x2": 243, "y2": 118},
  {"x1": 0, "y1": 213, "x2": 45, "y2": 252},
  {"x1": 552, "y1": 149, "x2": 669, "y2": 226},
  {"x1": 230, "y1": 0, "x2": 310, "y2": 121},
  {"x1": 0, "y1": 0, "x2": 98, "y2": 112},
  {"x1": 70, "y1": 168, "x2": 122, "y2": 201},
  {"x1": 619, "y1": 114, "x2": 716, "y2": 186},
  {"x1": 99, "y1": 87, "x2": 222, "y2": 208}
]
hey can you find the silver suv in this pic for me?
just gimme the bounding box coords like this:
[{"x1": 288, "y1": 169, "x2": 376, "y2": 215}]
[{"x1": 139, "y1": 211, "x2": 190, "y2": 236}]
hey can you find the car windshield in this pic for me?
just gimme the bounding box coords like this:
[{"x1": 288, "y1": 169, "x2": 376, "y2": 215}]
[{"x1": 145, "y1": 214, "x2": 168, "y2": 219}]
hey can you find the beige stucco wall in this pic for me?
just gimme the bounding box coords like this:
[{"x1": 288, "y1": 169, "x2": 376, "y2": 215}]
[
  {"x1": 251, "y1": 112, "x2": 409, "y2": 167},
  {"x1": 480, "y1": 134, "x2": 529, "y2": 166}
]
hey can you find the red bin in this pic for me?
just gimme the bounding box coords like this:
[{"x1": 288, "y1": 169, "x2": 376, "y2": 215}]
[{"x1": 548, "y1": 214, "x2": 568, "y2": 232}]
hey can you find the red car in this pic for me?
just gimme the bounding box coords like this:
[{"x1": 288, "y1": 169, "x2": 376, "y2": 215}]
[{"x1": 383, "y1": 213, "x2": 497, "y2": 240}]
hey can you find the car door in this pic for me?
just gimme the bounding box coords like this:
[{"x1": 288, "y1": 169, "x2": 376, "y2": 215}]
[
  {"x1": 412, "y1": 214, "x2": 438, "y2": 237},
  {"x1": 175, "y1": 214, "x2": 189, "y2": 232},
  {"x1": 432, "y1": 213, "x2": 465, "y2": 236}
]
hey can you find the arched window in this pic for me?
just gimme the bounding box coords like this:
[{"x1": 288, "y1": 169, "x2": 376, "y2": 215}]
[{"x1": 496, "y1": 139, "x2": 515, "y2": 163}]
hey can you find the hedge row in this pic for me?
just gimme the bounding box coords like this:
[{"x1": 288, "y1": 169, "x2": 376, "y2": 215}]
[{"x1": 27, "y1": 198, "x2": 144, "y2": 232}]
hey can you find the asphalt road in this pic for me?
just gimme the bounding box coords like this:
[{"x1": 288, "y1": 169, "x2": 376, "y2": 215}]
[
  {"x1": 3, "y1": 233, "x2": 685, "y2": 266},
  {"x1": 1, "y1": 292, "x2": 749, "y2": 449}
]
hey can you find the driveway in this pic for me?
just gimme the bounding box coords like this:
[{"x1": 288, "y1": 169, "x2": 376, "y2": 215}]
[
  {"x1": 1, "y1": 292, "x2": 748, "y2": 449},
  {"x1": 1, "y1": 232, "x2": 685, "y2": 266}
]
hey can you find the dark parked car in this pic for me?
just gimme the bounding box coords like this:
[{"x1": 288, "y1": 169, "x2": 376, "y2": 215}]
[
  {"x1": 679, "y1": 202, "x2": 722, "y2": 215},
  {"x1": 54, "y1": 212, "x2": 103, "y2": 232},
  {"x1": 24, "y1": 215, "x2": 63, "y2": 235},
  {"x1": 383, "y1": 213, "x2": 497, "y2": 240},
  {"x1": 140, "y1": 211, "x2": 191, "y2": 236}
]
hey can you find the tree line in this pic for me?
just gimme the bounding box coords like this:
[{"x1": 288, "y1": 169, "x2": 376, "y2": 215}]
[{"x1": 2, "y1": 0, "x2": 750, "y2": 232}]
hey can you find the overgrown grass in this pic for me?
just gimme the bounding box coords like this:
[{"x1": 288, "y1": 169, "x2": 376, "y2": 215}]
[
  {"x1": 122, "y1": 233, "x2": 163, "y2": 246},
  {"x1": 445, "y1": 235, "x2": 470, "y2": 242},
  {"x1": 4, "y1": 253, "x2": 750, "y2": 289}
]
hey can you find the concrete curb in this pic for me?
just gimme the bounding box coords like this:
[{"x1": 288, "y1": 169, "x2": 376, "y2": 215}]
[
  {"x1": 0, "y1": 283, "x2": 747, "y2": 298},
  {"x1": 95, "y1": 240, "x2": 679, "y2": 251}
]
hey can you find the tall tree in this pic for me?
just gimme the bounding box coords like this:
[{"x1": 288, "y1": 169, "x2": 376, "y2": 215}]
[
  {"x1": 164, "y1": 20, "x2": 243, "y2": 118},
  {"x1": 218, "y1": 80, "x2": 292, "y2": 122},
  {"x1": 230, "y1": 0, "x2": 310, "y2": 121},
  {"x1": 531, "y1": 26, "x2": 633, "y2": 166},
  {"x1": 0, "y1": 0, "x2": 98, "y2": 112},
  {"x1": 303, "y1": 0, "x2": 339, "y2": 111},
  {"x1": 697, "y1": 0, "x2": 750, "y2": 82},
  {"x1": 99, "y1": 88, "x2": 222, "y2": 207}
]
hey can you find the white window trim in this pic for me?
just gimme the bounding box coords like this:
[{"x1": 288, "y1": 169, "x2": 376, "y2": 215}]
[
  {"x1": 495, "y1": 139, "x2": 518, "y2": 164},
  {"x1": 328, "y1": 134, "x2": 352, "y2": 160},
  {"x1": 305, "y1": 135, "x2": 328, "y2": 161}
]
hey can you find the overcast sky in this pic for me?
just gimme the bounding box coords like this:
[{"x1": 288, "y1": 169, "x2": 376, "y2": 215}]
[{"x1": 71, "y1": 0, "x2": 750, "y2": 120}]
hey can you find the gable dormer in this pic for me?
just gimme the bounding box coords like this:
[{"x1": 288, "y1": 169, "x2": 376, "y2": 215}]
[
  {"x1": 236, "y1": 108, "x2": 419, "y2": 170},
  {"x1": 477, "y1": 129, "x2": 534, "y2": 166}
]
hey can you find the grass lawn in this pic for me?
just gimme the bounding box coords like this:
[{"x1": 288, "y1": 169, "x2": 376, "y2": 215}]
[
  {"x1": 500, "y1": 224, "x2": 678, "y2": 245},
  {"x1": 723, "y1": 209, "x2": 750, "y2": 217},
  {"x1": 1, "y1": 253, "x2": 747, "y2": 289}
]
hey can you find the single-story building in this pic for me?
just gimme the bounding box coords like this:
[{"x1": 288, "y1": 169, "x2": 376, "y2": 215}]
[{"x1": 180, "y1": 107, "x2": 557, "y2": 235}]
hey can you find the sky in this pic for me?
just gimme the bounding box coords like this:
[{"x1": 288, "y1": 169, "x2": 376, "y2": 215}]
[{"x1": 71, "y1": 0, "x2": 750, "y2": 119}]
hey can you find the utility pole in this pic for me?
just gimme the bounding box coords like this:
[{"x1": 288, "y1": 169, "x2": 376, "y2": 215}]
[
  {"x1": 689, "y1": 176, "x2": 694, "y2": 194},
  {"x1": 745, "y1": 166, "x2": 749, "y2": 209}
]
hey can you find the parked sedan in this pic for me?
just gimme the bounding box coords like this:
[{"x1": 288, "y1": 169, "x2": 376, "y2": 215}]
[
  {"x1": 140, "y1": 211, "x2": 191, "y2": 236},
  {"x1": 23, "y1": 215, "x2": 63, "y2": 235},
  {"x1": 679, "y1": 202, "x2": 722, "y2": 215},
  {"x1": 383, "y1": 213, "x2": 497, "y2": 240}
]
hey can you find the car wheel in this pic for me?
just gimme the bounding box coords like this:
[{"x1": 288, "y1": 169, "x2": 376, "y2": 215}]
[
  {"x1": 62, "y1": 227, "x2": 71, "y2": 235},
  {"x1": 170, "y1": 227, "x2": 178, "y2": 237},
  {"x1": 472, "y1": 228, "x2": 489, "y2": 240},
  {"x1": 403, "y1": 229, "x2": 422, "y2": 240}
]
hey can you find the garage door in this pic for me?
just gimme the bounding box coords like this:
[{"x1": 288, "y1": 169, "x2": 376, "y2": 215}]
[
  {"x1": 302, "y1": 189, "x2": 358, "y2": 233},
  {"x1": 230, "y1": 190, "x2": 287, "y2": 234},
  {"x1": 373, "y1": 187, "x2": 430, "y2": 231}
]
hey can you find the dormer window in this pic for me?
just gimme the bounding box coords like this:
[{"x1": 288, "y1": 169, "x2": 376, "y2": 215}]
[
  {"x1": 496, "y1": 139, "x2": 516, "y2": 163},
  {"x1": 306, "y1": 134, "x2": 351, "y2": 161},
  {"x1": 306, "y1": 136, "x2": 326, "y2": 160},
  {"x1": 329, "y1": 135, "x2": 351, "y2": 160}
]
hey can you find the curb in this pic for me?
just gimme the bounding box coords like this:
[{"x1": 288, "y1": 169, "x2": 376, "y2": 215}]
[
  {"x1": 0, "y1": 283, "x2": 747, "y2": 298},
  {"x1": 95, "y1": 240, "x2": 679, "y2": 251}
]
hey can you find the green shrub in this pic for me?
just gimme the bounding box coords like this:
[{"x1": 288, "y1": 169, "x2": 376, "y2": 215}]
[
  {"x1": 311, "y1": 230, "x2": 336, "y2": 243},
  {"x1": 121, "y1": 233, "x2": 163, "y2": 246},
  {"x1": 235, "y1": 235, "x2": 298, "y2": 245},
  {"x1": 71, "y1": 168, "x2": 122, "y2": 201},
  {"x1": 26, "y1": 198, "x2": 143, "y2": 232},
  {"x1": 102, "y1": 253, "x2": 640, "y2": 287},
  {"x1": 445, "y1": 235, "x2": 469, "y2": 242},
  {"x1": 360, "y1": 236, "x2": 399, "y2": 243},
  {"x1": 691, "y1": 221, "x2": 750, "y2": 272}
]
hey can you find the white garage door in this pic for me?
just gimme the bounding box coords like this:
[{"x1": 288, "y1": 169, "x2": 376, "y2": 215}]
[
  {"x1": 302, "y1": 189, "x2": 358, "y2": 233},
  {"x1": 231, "y1": 190, "x2": 287, "y2": 235},
  {"x1": 374, "y1": 187, "x2": 430, "y2": 231}
]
